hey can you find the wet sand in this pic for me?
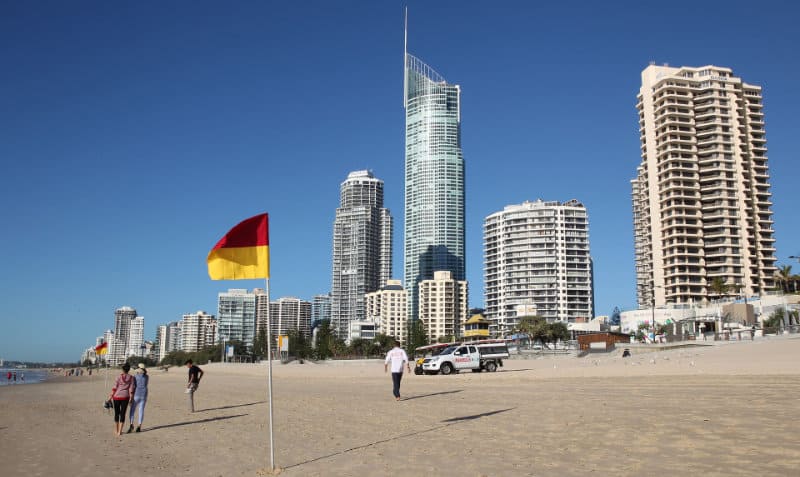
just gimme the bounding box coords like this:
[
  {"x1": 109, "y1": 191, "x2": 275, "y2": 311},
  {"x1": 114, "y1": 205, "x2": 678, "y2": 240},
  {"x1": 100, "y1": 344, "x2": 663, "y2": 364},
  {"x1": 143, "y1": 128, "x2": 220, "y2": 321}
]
[{"x1": 1, "y1": 336, "x2": 798, "y2": 476}]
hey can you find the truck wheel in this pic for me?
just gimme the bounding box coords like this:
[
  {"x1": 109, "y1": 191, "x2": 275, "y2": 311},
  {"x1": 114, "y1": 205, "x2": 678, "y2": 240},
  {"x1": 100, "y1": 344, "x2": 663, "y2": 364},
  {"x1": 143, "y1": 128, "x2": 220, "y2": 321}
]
[
  {"x1": 485, "y1": 361, "x2": 497, "y2": 372},
  {"x1": 414, "y1": 367, "x2": 423, "y2": 375},
  {"x1": 440, "y1": 363, "x2": 454, "y2": 375}
]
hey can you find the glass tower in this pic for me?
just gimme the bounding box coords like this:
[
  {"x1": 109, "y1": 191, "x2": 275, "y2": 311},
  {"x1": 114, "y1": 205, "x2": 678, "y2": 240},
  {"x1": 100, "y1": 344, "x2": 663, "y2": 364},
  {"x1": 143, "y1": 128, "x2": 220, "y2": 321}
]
[{"x1": 404, "y1": 45, "x2": 465, "y2": 322}]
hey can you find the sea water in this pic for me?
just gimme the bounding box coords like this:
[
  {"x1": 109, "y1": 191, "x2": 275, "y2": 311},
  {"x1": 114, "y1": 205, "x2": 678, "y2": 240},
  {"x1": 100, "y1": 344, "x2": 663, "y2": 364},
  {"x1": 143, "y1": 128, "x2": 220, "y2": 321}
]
[{"x1": 0, "y1": 368, "x2": 50, "y2": 385}]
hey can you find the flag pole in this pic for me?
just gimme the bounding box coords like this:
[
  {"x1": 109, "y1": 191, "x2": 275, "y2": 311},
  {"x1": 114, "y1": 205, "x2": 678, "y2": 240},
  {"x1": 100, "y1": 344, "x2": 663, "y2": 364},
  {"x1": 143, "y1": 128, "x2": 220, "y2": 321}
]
[{"x1": 266, "y1": 277, "x2": 275, "y2": 471}]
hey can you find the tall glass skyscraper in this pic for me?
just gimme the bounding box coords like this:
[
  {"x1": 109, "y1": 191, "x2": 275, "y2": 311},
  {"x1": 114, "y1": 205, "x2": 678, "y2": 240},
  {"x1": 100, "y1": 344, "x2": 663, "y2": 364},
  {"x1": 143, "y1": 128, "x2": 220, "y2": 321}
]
[
  {"x1": 330, "y1": 170, "x2": 393, "y2": 339},
  {"x1": 404, "y1": 38, "x2": 465, "y2": 322}
]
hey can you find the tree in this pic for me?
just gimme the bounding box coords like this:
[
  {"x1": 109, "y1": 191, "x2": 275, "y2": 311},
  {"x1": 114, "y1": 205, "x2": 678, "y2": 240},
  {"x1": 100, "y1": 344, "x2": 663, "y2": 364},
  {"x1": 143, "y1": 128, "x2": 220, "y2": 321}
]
[
  {"x1": 775, "y1": 264, "x2": 799, "y2": 294},
  {"x1": 252, "y1": 328, "x2": 268, "y2": 359},
  {"x1": 762, "y1": 308, "x2": 786, "y2": 333},
  {"x1": 287, "y1": 328, "x2": 310, "y2": 360},
  {"x1": 709, "y1": 277, "x2": 730, "y2": 298},
  {"x1": 548, "y1": 321, "x2": 570, "y2": 345},
  {"x1": 406, "y1": 319, "x2": 428, "y2": 357},
  {"x1": 313, "y1": 320, "x2": 334, "y2": 360}
]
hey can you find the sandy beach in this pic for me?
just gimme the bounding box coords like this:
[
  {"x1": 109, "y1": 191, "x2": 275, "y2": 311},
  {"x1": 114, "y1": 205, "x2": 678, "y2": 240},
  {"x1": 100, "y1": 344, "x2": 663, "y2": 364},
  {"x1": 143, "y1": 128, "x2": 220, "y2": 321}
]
[{"x1": 1, "y1": 336, "x2": 799, "y2": 477}]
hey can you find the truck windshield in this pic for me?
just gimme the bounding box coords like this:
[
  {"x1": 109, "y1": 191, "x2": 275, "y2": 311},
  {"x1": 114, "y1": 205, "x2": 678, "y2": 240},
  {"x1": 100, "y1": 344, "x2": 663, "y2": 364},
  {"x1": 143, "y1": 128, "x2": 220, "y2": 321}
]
[{"x1": 439, "y1": 346, "x2": 457, "y2": 355}]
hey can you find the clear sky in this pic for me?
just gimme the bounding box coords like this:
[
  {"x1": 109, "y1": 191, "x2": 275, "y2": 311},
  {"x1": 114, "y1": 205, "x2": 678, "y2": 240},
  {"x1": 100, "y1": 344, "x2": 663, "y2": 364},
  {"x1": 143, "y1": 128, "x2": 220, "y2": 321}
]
[{"x1": 2, "y1": 1, "x2": 798, "y2": 362}]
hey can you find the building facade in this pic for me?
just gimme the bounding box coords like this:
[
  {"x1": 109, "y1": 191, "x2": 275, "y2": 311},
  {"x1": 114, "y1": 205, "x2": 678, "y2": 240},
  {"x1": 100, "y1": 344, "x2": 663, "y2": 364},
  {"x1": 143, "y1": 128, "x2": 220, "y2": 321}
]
[
  {"x1": 418, "y1": 271, "x2": 468, "y2": 342},
  {"x1": 269, "y1": 297, "x2": 312, "y2": 339},
  {"x1": 484, "y1": 200, "x2": 595, "y2": 333},
  {"x1": 109, "y1": 306, "x2": 137, "y2": 365},
  {"x1": 180, "y1": 311, "x2": 217, "y2": 352},
  {"x1": 217, "y1": 289, "x2": 257, "y2": 349},
  {"x1": 404, "y1": 44, "x2": 465, "y2": 323},
  {"x1": 632, "y1": 64, "x2": 776, "y2": 307},
  {"x1": 311, "y1": 293, "x2": 331, "y2": 327},
  {"x1": 365, "y1": 279, "x2": 408, "y2": 344},
  {"x1": 330, "y1": 170, "x2": 392, "y2": 339},
  {"x1": 128, "y1": 315, "x2": 145, "y2": 358}
]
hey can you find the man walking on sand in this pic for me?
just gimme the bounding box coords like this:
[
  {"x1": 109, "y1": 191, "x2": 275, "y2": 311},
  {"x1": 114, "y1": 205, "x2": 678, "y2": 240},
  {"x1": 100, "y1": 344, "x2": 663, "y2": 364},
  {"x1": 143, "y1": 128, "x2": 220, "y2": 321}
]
[
  {"x1": 384, "y1": 341, "x2": 410, "y2": 401},
  {"x1": 184, "y1": 359, "x2": 204, "y2": 412}
]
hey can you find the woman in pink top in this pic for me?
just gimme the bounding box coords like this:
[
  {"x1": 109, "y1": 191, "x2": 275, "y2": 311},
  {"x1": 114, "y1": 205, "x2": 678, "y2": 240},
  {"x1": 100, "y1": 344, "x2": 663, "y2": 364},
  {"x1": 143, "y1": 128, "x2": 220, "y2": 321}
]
[{"x1": 109, "y1": 363, "x2": 135, "y2": 436}]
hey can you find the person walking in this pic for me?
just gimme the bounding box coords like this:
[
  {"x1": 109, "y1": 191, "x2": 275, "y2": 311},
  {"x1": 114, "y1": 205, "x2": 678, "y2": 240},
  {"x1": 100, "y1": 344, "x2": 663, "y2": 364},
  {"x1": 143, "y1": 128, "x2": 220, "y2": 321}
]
[
  {"x1": 127, "y1": 363, "x2": 149, "y2": 433},
  {"x1": 6, "y1": 371, "x2": 11, "y2": 384},
  {"x1": 384, "y1": 341, "x2": 410, "y2": 401},
  {"x1": 184, "y1": 360, "x2": 204, "y2": 412},
  {"x1": 109, "y1": 363, "x2": 135, "y2": 436}
]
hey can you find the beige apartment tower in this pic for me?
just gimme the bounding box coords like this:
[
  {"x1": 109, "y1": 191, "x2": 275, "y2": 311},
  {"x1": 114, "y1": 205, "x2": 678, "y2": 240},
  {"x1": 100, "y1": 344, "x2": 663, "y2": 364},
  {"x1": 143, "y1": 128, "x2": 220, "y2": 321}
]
[
  {"x1": 365, "y1": 279, "x2": 408, "y2": 344},
  {"x1": 632, "y1": 64, "x2": 776, "y2": 307},
  {"x1": 418, "y1": 271, "x2": 468, "y2": 342}
]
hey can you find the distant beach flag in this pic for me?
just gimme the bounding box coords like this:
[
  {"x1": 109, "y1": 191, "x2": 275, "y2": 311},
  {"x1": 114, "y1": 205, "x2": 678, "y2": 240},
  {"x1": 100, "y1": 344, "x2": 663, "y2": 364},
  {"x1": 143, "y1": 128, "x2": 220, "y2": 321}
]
[
  {"x1": 95, "y1": 342, "x2": 108, "y2": 355},
  {"x1": 207, "y1": 213, "x2": 270, "y2": 280}
]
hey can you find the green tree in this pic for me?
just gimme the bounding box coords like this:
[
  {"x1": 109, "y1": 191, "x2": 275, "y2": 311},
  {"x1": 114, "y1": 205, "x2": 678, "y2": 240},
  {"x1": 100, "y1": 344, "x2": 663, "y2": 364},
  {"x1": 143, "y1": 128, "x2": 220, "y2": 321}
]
[
  {"x1": 709, "y1": 277, "x2": 730, "y2": 299},
  {"x1": 313, "y1": 320, "x2": 334, "y2": 360},
  {"x1": 548, "y1": 321, "x2": 570, "y2": 346},
  {"x1": 287, "y1": 328, "x2": 310, "y2": 360},
  {"x1": 252, "y1": 328, "x2": 268, "y2": 359},
  {"x1": 406, "y1": 319, "x2": 428, "y2": 357}
]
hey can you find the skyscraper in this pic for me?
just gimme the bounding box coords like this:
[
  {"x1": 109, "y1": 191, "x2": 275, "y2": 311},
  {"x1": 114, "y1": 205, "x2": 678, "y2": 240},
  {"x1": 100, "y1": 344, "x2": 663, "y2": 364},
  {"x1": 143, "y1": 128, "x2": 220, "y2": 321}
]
[
  {"x1": 180, "y1": 311, "x2": 217, "y2": 352},
  {"x1": 484, "y1": 200, "x2": 594, "y2": 334},
  {"x1": 365, "y1": 279, "x2": 408, "y2": 344},
  {"x1": 418, "y1": 271, "x2": 468, "y2": 342},
  {"x1": 632, "y1": 64, "x2": 776, "y2": 307},
  {"x1": 330, "y1": 170, "x2": 392, "y2": 339},
  {"x1": 109, "y1": 306, "x2": 136, "y2": 365},
  {"x1": 311, "y1": 293, "x2": 331, "y2": 327},
  {"x1": 403, "y1": 27, "x2": 465, "y2": 322},
  {"x1": 269, "y1": 297, "x2": 312, "y2": 339}
]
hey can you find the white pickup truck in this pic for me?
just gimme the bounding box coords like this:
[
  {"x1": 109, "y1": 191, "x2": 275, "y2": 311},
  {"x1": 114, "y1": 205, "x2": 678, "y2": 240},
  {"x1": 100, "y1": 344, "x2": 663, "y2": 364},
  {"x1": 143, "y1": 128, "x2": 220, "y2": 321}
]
[{"x1": 421, "y1": 342, "x2": 509, "y2": 375}]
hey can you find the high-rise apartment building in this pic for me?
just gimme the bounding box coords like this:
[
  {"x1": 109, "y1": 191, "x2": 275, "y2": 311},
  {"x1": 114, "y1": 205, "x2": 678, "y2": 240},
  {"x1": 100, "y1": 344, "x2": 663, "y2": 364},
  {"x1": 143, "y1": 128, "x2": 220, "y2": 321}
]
[
  {"x1": 311, "y1": 293, "x2": 331, "y2": 327},
  {"x1": 269, "y1": 297, "x2": 311, "y2": 339},
  {"x1": 109, "y1": 306, "x2": 137, "y2": 365},
  {"x1": 632, "y1": 64, "x2": 776, "y2": 307},
  {"x1": 217, "y1": 289, "x2": 256, "y2": 348},
  {"x1": 330, "y1": 170, "x2": 392, "y2": 339},
  {"x1": 128, "y1": 316, "x2": 144, "y2": 357},
  {"x1": 404, "y1": 38, "x2": 465, "y2": 322},
  {"x1": 484, "y1": 200, "x2": 595, "y2": 333},
  {"x1": 365, "y1": 279, "x2": 408, "y2": 344},
  {"x1": 418, "y1": 271, "x2": 468, "y2": 342},
  {"x1": 180, "y1": 311, "x2": 217, "y2": 352}
]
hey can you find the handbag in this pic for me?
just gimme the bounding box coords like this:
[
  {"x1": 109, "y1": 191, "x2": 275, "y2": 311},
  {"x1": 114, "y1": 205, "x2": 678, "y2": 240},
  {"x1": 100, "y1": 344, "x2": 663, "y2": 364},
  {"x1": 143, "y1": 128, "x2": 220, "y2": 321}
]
[{"x1": 104, "y1": 398, "x2": 113, "y2": 410}]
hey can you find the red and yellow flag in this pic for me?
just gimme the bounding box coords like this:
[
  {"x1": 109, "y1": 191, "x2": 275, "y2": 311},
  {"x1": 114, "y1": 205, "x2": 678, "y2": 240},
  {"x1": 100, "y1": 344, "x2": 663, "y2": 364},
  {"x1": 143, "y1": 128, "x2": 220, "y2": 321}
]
[
  {"x1": 95, "y1": 342, "x2": 108, "y2": 355},
  {"x1": 207, "y1": 213, "x2": 270, "y2": 280}
]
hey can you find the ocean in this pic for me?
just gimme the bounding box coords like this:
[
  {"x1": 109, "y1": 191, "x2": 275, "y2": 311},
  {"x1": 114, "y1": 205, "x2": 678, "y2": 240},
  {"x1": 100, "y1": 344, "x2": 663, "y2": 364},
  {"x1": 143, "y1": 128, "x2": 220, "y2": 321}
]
[{"x1": 0, "y1": 368, "x2": 50, "y2": 385}]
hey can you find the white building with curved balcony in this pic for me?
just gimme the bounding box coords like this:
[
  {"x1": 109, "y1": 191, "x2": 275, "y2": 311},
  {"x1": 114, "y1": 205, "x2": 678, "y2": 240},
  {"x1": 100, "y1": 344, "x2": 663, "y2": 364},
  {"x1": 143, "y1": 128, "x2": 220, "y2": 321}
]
[
  {"x1": 632, "y1": 64, "x2": 776, "y2": 308},
  {"x1": 484, "y1": 200, "x2": 594, "y2": 334}
]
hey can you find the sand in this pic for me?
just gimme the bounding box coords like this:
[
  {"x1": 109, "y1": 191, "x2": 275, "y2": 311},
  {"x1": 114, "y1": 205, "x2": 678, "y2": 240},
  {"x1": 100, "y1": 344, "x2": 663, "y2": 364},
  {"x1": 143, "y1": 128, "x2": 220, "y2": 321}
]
[{"x1": 1, "y1": 336, "x2": 799, "y2": 477}]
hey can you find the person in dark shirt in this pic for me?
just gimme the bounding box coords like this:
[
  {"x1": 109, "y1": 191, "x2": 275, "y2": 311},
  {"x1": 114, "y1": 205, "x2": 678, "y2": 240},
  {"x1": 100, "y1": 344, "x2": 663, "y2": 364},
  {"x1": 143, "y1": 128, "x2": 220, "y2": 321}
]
[{"x1": 184, "y1": 360, "x2": 204, "y2": 412}]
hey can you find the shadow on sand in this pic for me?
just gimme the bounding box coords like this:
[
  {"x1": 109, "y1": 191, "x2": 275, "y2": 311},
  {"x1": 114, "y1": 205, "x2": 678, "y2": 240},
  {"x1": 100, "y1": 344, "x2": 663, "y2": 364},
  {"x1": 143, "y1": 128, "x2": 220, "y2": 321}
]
[
  {"x1": 143, "y1": 413, "x2": 247, "y2": 432},
  {"x1": 442, "y1": 407, "x2": 515, "y2": 423},
  {"x1": 402, "y1": 390, "x2": 462, "y2": 401},
  {"x1": 198, "y1": 401, "x2": 266, "y2": 412}
]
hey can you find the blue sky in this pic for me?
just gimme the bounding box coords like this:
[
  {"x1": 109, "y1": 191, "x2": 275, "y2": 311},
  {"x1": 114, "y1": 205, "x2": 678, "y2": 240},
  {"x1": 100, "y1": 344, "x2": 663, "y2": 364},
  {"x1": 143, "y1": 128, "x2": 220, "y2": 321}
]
[{"x1": 2, "y1": 1, "x2": 798, "y2": 362}]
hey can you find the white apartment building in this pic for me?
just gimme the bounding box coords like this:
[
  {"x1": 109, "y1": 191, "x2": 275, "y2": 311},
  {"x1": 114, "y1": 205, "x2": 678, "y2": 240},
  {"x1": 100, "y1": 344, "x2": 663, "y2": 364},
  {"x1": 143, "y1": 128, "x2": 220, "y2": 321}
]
[
  {"x1": 269, "y1": 297, "x2": 311, "y2": 340},
  {"x1": 217, "y1": 289, "x2": 257, "y2": 348},
  {"x1": 155, "y1": 321, "x2": 182, "y2": 362},
  {"x1": 418, "y1": 271, "x2": 468, "y2": 342},
  {"x1": 180, "y1": 311, "x2": 217, "y2": 352},
  {"x1": 365, "y1": 279, "x2": 408, "y2": 344},
  {"x1": 127, "y1": 316, "x2": 144, "y2": 357},
  {"x1": 109, "y1": 306, "x2": 137, "y2": 365},
  {"x1": 632, "y1": 64, "x2": 776, "y2": 307},
  {"x1": 484, "y1": 200, "x2": 594, "y2": 333}
]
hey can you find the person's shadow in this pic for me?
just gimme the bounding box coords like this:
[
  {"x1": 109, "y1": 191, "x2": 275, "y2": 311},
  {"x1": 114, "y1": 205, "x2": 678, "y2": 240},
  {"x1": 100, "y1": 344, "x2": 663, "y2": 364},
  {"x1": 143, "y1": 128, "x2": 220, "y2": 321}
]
[{"x1": 143, "y1": 413, "x2": 247, "y2": 432}]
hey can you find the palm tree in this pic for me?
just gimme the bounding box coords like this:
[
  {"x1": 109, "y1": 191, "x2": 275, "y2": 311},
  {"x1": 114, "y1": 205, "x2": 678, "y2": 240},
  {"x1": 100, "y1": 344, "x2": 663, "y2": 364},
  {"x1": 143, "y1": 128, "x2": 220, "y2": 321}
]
[{"x1": 775, "y1": 264, "x2": 794, "y2": 293}]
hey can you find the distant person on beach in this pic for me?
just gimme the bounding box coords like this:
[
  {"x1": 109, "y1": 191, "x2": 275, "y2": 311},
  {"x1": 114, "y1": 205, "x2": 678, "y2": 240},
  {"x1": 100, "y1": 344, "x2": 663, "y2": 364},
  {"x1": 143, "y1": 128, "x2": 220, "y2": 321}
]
[
  {"x1": 128, "y1": 363, "x2": 149, "y2": 433},
  {"x1": 185, "y1": 360, "x2": 204, "y2": 412},
  {"x1": 20, "y1": 372, "x2": 24, "y2": 382},
  {"x1": 751, "y1": 325, "x2": 756, "y2": 340},
  {"x1": 109, "y1": 363, "x2": 135, "y2": 436},
  {"x1": 13, "y1": 372, "x2": 17, "y2": 383},
  {"x1": 384, "y1": 341, "x2": 410, "y2": 401},
  {"x1": 6, "y1": 371, "x2": 10, "y2": 384}
]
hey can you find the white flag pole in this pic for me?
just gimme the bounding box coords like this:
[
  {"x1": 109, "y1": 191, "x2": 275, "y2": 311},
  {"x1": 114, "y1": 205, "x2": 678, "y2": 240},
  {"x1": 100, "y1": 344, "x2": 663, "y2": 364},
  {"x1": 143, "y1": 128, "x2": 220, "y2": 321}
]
[{"x1": 265, "y1": 277, "x2": 275, "y2": 471}]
